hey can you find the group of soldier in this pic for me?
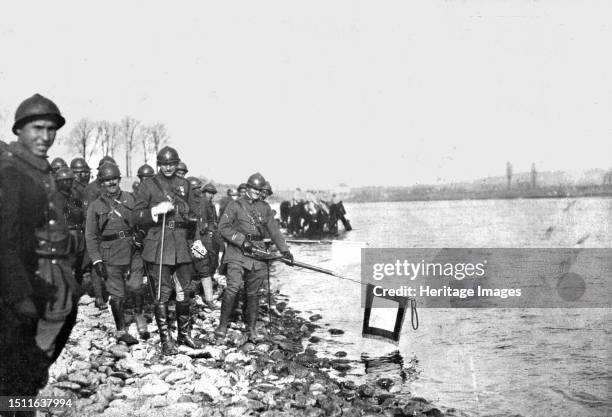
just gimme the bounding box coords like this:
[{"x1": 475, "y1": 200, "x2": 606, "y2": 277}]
[{"x1": 0, "y1": 94, "x2": 293, "y2": 407}]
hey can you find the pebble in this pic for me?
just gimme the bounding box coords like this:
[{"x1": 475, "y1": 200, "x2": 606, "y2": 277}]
[
  {"x1": 194, "y1": 380, "x2": 221, "y2": 401},
  {"x1": 328, "y1": 328, "x2": 344, "y2": 335},
  {"x1": 150, "y1": 395, "x2": 167, "y2": 407},
  {"x1": 141, "y1": 381, "x2": 170, "y2": 396},
  {"x1": 108, "y1": 344, "x2": 130, "y2": 359},
  {"x1": 165, "y1": 370, "x2": 192, "y2": 383},
  {"x1": 309, "y1": 314, "x2": 323, "y2": 322}
]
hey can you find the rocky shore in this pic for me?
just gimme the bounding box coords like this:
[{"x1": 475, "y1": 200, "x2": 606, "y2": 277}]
[{"x1": 38, "y1": 291, "x2": 462, "y2": 417}]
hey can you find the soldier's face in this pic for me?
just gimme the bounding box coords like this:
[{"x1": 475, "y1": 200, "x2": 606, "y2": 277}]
[
  {"x1": 159, "y1": 163, "x2": 177, "y2": 178},
  {"x1": 175, "y1": 170, "x2": 186, "y2": 178},
  {"x1": 56, "y1": 179, "x2": 73, "y2": 193},
  {"x1": 75, "y1": 171, "x2": 91, "y2": 184},
  {"x1": 246, "y1": 187, "x2": 261, "y2": 201},
  {"x1": 102, "y1": 178, "x2": 120, "y2": 194},
  {"x1": 16, "y1": 119, "x2": 58, "y2": 157}
]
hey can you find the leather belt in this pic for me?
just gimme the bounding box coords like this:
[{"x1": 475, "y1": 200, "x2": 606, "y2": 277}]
[
  {"x1": 163, "y1": 221, "x2": 188, "y2": 229},
  {"x1": 101, "y1": 230, "x2": 133, "y2": 241}
]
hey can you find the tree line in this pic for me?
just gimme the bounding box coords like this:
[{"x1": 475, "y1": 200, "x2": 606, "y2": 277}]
[{"x1": 61, "y1": 117, "x2": 170, "y2": 177}]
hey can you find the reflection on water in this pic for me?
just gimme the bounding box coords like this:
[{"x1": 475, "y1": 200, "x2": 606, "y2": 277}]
[{"x1": 273, "y1": 198, "x2": 612, "y2": 417}]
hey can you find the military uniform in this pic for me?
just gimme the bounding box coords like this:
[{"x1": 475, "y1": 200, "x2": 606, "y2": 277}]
[
  {"x1": 84, "y1": 178, "x2": 103, "y2": 204},
  {"x1": 72, "y1": 179, "x2": 88, "y2": 207},
  {"x1": 133, "y1": 161, "x2": 202, "y2": 353},
  {"x1": 85, "y1": 191, "x2": 144, "y2": 299},
  {"x1": 57, "y1": 182, "x2": 86, "y2": 282},
  {"x1": 217, "y1": 195, "x2": 289, "y2": 339},
  {"x1": 0, "y1": 142, "x2": 78, "y2": 399}
]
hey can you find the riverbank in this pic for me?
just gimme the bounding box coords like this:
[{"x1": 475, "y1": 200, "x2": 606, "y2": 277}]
[{"x1": 38, "y1": 291, "x2": 461, "y2": 417}]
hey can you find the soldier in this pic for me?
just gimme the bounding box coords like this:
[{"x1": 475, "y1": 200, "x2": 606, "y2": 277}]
[
  {"x1": 85, "y1": 162, "x2": 148, "y2": 344},
  {"x1": 261, "y1": 181, "x2": 273, "y2": 201},
  {"x1": 237, "y1": 183, "x2": 247, "y2": 198},
  {"x1": 85, "y1": 155, "x2": 116, "y2": 204},
  {"x1": 133, "y1": 146, "x2": 203, "y2": 355},
  {"x1": 137, "y1": 164, "x2": 155, "y2": 181},
  {"x1": 84, "y1": 155, "x2": 116, "y2": 309},
  {"x1": 55, "y1": 167, "x2": 87, "y2": 283},
  {"x1": 0, "y1": 94, "x2": 79, "y2": 402},
  {"x1": 175, "y1": 161, "x2": 188, "y2": 178},
  {"x1": 70, "y1": 157, "x2": 91, "y2": 203},
  {"x1": 219, "y1": 188, "x2": 238, "y2": 217},
  {"x1": 50, "y1": 156, "x2": 68, "y2": 173},
  {"x1": 216, "y1": 173, "x2": 293, "y2": 342},
  {"x1": 197, "y1": 183, "x2": 222, "y2": 310}
]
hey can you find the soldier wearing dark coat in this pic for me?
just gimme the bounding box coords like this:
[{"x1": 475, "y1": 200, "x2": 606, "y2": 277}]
[
  {"x1": 55, "y1": 167, "x2": 86, "y2": 284},
  {"x1": 69, "y1": 157, "x2": 91, "y2": 204},
  {"x1": 132, "y1": 146, "x2": 202, "y2": 355},
  {"x1": 216, "y1": 173, "x2": 293, "y2": 342},
  {"x1": 85, "y1": 162, "x2": 148, "y2": 344},
  {"x1": 0, "y1": 94, "x2": 79, "y2": 404},
  {"x1": 83, "y1": 155, "x2": 117, "y2": 309}
]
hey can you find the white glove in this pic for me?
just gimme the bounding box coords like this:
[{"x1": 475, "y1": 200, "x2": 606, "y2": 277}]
[
  {"x1": 151, "y1": 201, "x2": 174, "y2": 219},
  {"x1": 191, "y1": 239, "x2": 207, "y2": 259}
]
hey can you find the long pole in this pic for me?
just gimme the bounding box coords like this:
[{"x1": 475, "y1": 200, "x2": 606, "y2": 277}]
[{"x1": 157, "y1": 212, "x2": 166, "y2": 301}]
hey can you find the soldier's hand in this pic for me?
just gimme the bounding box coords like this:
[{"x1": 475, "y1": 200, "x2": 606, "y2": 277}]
[
  {"x1": 151, "y1": 201, "x2": 174, "y2": 217},
  {"x1": 242, "y1": 240, "x2": 253, "y2": 254},
  {"x1": 14, "y1": 297, "x2": 39, "y2": 320},
  {"x1": 94, "y1": 261, "x2": 108, "y2": 281},
  {"x1": 281, "y1": 250, "x2": 294, "y2": 264},
  {"x1": 191, "y1": 240, "x2": 207, "y2": 259}
]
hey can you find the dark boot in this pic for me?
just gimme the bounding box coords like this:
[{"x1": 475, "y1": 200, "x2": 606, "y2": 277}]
[
  {"x1": 133, "y1": 294, "x2": 150, "y2": 340},
  {"x1": 109, "y1": 298, "x2": 138, "y2": 345},
  {"x1": 153, "y1": 302, "x2": 178, "y2": 356},
  {"x1": 176, "y1": 302, "x2": 203, "y2": 349},
  {"x1": 215, "y1": 290, "x2": 236, "y2": 340},
  {"x1": 92, "y1": 269, "x2": 107, "y2": 309},
  {"x1": 244, "y1": 294, "x2": 261, "y2": 343}
]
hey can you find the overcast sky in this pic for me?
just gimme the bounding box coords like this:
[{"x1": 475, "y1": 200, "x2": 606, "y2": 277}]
[{"x1": 0, "y1": 1, "x2": 610, "y2": 189}]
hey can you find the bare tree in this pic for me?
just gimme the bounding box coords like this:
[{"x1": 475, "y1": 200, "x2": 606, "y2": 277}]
[
  {"x1": 120, "y1": 116, "x2": 140, "y2": 177},
  {"x1": 96, "y1": 121, "x2": 121, "y2": 158},
  {"x1": 147, "y1": 123, "x2": 170, "y2": 160},
  {"x1": 66, "y1": 118, "x2": 97, "y2": 161}
]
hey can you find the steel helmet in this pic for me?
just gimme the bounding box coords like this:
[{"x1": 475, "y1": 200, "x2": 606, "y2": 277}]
[
  {"x1": 187, "y1": 176, "x2": 203, "y2": 190},
  {"x1": 263, "y1": 181, "x2": 273, "y2": 195},
  {"x1": 55, "y1": 166, "x2": 75, "y2": 181},
  {"x1": 157, "y1": 146, "x2": 180, "y2": 165},
  {"x1": 238, "y1": 183, "x2": 248, "y2": 192},
  {"x1": 98, "y1": 155, "x2": 116, "y2": 168},
  {"x1": 246, "y1": 173, "x2": 266, "y2": 190},
  {"x1": 50, "y1": 157, "x2": 68, "y2": 172},
  {"x1": 70, "y1": 157, "x2": 90, "y2": 173},
  {"x1": 12, "y1": 94, "x2": 66, "y2": 134},
  {"x1": 203, "y1": 183, "x2": 218, "y2": 194},
  {"x1": 176, "y1": 161, "x2": 188, "y2": 173},
  {"x1": 98, "y1": 162, "x2": 121, "y2": 181},
  {"x1": 137, "y1": 164, "x2": 155, "y2": 178}
]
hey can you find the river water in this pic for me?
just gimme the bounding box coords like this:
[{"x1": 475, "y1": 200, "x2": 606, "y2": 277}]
[{"x1": 270, "y1": 198, "x2": 612, "y2": 417}]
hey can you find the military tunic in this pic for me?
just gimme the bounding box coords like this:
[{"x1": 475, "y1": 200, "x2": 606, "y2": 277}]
[
  {"x1": 218, "y1": 196, "x2": 288, "y2": 270},
  {"x1": 85, "y1": 190, "x2": 143, "y2": 298},
  {"x1": 132, "y1": 173, "x2": 197, "y2": 302},
  {"x1": 0, "y1": 141, "x2": 79, "y2": 397},
  {"x1": 133, "y1": 173, "x2": 197, "y2": 265}
]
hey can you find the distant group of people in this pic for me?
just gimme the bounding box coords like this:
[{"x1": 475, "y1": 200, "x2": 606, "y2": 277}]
[
  {"x1": 0, "y1": 94, "x2": 293, "y2": 408},
  {"x1": 281, "y1": 187, "x2": 352, "y2": 236}
]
